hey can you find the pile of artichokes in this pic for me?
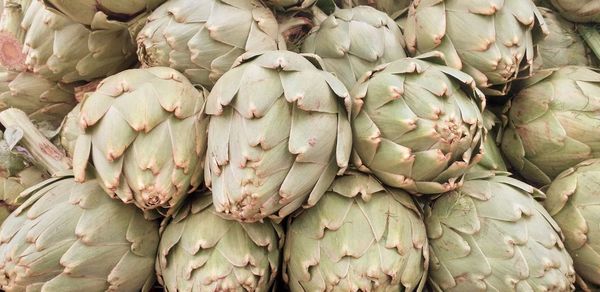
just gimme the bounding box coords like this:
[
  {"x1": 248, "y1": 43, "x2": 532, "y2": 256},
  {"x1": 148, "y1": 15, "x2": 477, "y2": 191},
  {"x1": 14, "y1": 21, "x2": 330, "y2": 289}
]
[{"x1": 0, "y1": 0, "x2": 599, "y2": 291}]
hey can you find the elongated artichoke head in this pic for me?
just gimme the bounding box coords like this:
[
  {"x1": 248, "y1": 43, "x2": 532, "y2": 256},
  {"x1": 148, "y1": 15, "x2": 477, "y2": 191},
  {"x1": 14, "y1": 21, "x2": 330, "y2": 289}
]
[
  {"x1": 42, "y1": 0, "x2": 166, "y2": 26},
  {"x1": 469, "y1": 110, "x2": 507, "y2": 173},
  {"x1": 0, "y1": 176, "x2": 160, "y2": 292},
  {"x1": 543, "y1": 159, "x2": 600, "y2": 285},
  {"x1": 205, "y1": 50, "x2": 352, "y2": 222},
  {"x1": 283, "y1": 171, "x2": 428, "y2": 291},
  {"x1": 427, "y1": 172, "x2": 576, "y2": 291},
  {"x1": 157, "y1": 193, "x2": 283, "y2": 291},
  {"x1": 404, "y1": 0, "x2": 549, "y2": 96},
  {"x1": 501, "y1": 66, "x2": 600, "y2": 186},
  {"x1": 137, "y1": 0, "x2": 282, "y2": 89},
  {"x1": 338, "y1": 0, "x2": 411, "y2": 16},
  {"x1": 72, "y1": 67, "x2": 208, "y2": 214},
  {"x1": 351, "y1": 53, "x2": 485, "y2": 195},
  {"x1": 550, "y1": 0, "x2": 600, "y2": 23},
  {"x1": 301, "y1": 5, "x2": 407, "y2": 90}
]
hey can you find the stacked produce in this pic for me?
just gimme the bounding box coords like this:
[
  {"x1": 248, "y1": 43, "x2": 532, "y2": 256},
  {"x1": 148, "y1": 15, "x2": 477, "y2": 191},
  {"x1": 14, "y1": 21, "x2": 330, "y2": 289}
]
[{"x1": 0, "y1": 0, "x2": 598, "y2": 291}]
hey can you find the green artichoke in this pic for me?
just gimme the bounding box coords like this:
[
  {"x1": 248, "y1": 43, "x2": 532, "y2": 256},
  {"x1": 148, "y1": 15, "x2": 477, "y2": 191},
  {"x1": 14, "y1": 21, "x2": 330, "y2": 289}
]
[
  {"x1": 137, "y1": 0, "x2": 282, "y2": 89},
  {"x1": 156, "y1": 193, "x2": 283, "y2": 291},
  {"x1": 72, "y1": 67, "x2": 208, "y2": 213},
  {"x1": 59, "y1": 103, "x2": 82, "y2": 158},
  {"x1": 0, "y1": 176, "x2": 160, "y2": 291},
  {"x1": 501, "y1": 66, "x2": 600, "y2": 186},
  {"x1": 404, "y1": 0, "x2": 549, "y2": 96},
  {"x1": 42, "y1": 0, "x2": 166, "y2": 26},
  {"x1": 205, "y1": 50, "x2": 352, "y2": 222},
  {"x1": 543, "y1": 159, "x2": 600, "y2": 286},
  {"x1": 301, "y1": 5, "x2": 407, "y2": 90},
  {"x1": 549, "y1": 0, "x2": 600, "y2": 23},
  {"x1": 338, "y1": 0, "x2": 411, "y2": 16},
  {"x1": 470, "y1": 110, "x2": 507, "y2": 173},
  {"x1": 351, "y1": 53, "x2": 485, "y2": 195},
  {"x1": 283, "y1": 171, "x2": 428, "y2": 291},
  {"x1": 427, "y1": 172, "x2": 576, "y2": 291}
]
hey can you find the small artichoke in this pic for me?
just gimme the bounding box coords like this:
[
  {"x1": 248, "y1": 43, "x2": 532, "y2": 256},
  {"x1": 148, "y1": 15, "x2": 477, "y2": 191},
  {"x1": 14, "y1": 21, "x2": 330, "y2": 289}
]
[
  {"x1": 301, "y1": 5, "x2": 407, "y2": 90},
  {"x1": 404, "y1": 0, "x2": 549, "y2": 96},
  {"x1": 549, "y1": 0, "x2": 600, "y2": 23},
  {"x1": 42, "y1": 0, "x2": 166, "y2": 26},
  {"x1": 156, "y1": 193, "x2": 283, "y2": 291},
  {"x1": 351, "y1": 53, "x2": 485, "y2": 195},
  {"x1": 501, "y1": 66, "x2": 600, "y2": 186},
  {"x1": 73, "y1": 67, "x2": 208, "y2": 213},
  {"x1": 283, "y1": 171, "x2": 428, "y2": 291},
  {"x1": 137, "y1": 0, "x2": 282, "y2": 89},
  {"x1": 0, "y1": 177, "x2": 160, "y2": 292},
  {"x1": 59, "y1": 103, "x2": 82, "y2": 158},
  {"x1": 427, "y1": 172, "x2": 576, "y2": 291},
  {"x1": 205, "y1": 50, "x2": 352, "y2": 222}
]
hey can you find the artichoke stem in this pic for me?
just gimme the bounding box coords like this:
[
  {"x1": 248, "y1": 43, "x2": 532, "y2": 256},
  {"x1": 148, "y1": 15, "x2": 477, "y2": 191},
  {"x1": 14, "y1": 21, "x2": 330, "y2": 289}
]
[{"x1": 580, "y1": 25, "x2": 600, "y2": 61}]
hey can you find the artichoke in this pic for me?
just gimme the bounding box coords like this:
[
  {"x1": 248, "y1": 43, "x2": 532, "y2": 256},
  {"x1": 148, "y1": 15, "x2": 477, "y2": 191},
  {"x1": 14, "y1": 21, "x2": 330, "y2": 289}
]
[
  {"x1": 137, "y1": 0, "x2": 282, "y2": 89},
  {"x1": 549, "y1": 0, "x2": 600, "y2": 23},
  {"x1": 72, "y1": 67, "x2": 208, "y2": 213},
  {"x1": 0, "y1": 176, "x2": 160, "y2": 292},
  {"x1": 301, "y1": 5, "x2": 407, "y2": 90},
  {"x1": 42, "y1": 0, "x2": 166, "y2": 26},
  {"x1": 59, "y1": 103, "x2": 82, "y2": 158},
  {"x1": 283, "y1": 171, "x2": 428, "y2": 291},
  {"x1": 404, "y1": 0, "x2": 549, "y2": 96},
  {"x1": 156, "y1": 193, "x2": 283, "y2": 291},
  {"x1": 427, "y1": 172, "x2": 576, "y2": 291},
  {"x1": 351, "y1": 53, "x2": 485, "y2": 195},
  {"x1": 543, "y1": 159, "x2": 600, "y2": 286},
  {"x1": 501, "y1": 66, "x2": 600, "y2": 186},
  {"x1": 338, "y1": 0, "x2": 411, "y2": 16},
  {"x1": 205, "y1": 50, "x2": 352, "y2": 222}
]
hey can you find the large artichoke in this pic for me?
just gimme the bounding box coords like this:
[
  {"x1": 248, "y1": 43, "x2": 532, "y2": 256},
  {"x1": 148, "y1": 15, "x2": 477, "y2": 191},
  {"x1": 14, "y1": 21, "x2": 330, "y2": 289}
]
[
  {"x1": 543, "y1": 159, "x2": 600, "y2": 286},
  {"x1": 137, "y1": 0, "x2": 282, "y2": 89},
  {"x1": 351, "y1": 53, "x2": 485, "y2": 195},
  {"x1": 205, "y1": 50, "x2": 352, "y2": 222},
  {"x1": 72, "y1": 67, "x2": 208, "y2": 213},
  {"x1": 0, "y1": 176, "x2": 160, "y2": 291},
  {"x1": 549, "y1": 0, "x2": 600, "y2": 23},
  {"x1": 42, "y1": 0, "x2": 166, "y2": 26},
  {"x1": 501, "y1": 66, "x2": 600, "y2": 186},
  {"x1": 283, "y1": 171, "x2": 428, "y2": 291},
  {"x1": 301, "y1": 5, "x2": 407, "y2": 90},
  {"x1": 156, "y1": 193, "x2": 283, "y2": 291},
  {"x1": 427, "y1": 172, "x2": 576, "y2": 291},
  {"x1": 404, "y1": 0, "x2": 549, "y2": 96}
]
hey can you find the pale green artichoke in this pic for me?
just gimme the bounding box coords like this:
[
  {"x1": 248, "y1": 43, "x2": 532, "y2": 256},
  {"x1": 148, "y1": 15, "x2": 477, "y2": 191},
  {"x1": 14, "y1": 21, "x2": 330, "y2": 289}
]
[
  {"x1": 0, "y1": 176, "x2": 160, "y2": 292},
  {"x1": 137, "y1": 0, "x2": 282, "y2": 89},
  {"x1": 42, "y1": 0, "x2": 166, "y2": 26},
  {"x1": 59, "y1": 103, "x2": 82, "y2": 158},
  {"x1": 427, "y1": 172, "x2": 576, "y2": 291},
  {"x1": 205, "y1": 50, "x2": 352, "y2": 222},
  {"x1": 156, "y1": 193, "x2": 283, "y2": 291},
  {"x1": 72, "y1": 67, "x2": 208, "y2": 214},
  {"x1": 351, "y1": 53, "x2": 485, "y2": 195},
  {"x1": 404, "y1": 0, "x2": 549, "y2": 96},
  {"x1": 469, "y1": 110, "x2": 507, "y2": 173},
  {"x1": 543, "y1": 159, "x2": 600, "y2": 286},
  {"x1": 549, "y1": 0, "x2": 600, "y2": 23},
  {"x1": 501, "y1": 66, "x2": 600, "y2": 186},
  {"x1": 301, "y1": 5, "x2": 407, "y2": 90},
  {"x1": 338, "y1": 0, "x2": 411, "y2": 16},
  {"x1": 284, "y1": 171, "x2": 428, "y2": 291}
]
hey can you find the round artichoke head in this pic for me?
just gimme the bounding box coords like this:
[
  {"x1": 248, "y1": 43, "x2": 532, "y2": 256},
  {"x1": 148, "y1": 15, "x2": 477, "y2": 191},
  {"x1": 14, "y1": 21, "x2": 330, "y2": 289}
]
[
  {"x1": 284, "y1": 171, "x2": 428, "y2": 291},
  {"x1": 549, "y1": 0, "x2": 600, "y2": 23},
  {"x1": 0, "y1": 177, "x2": 160, "y2": 291},
  {"x1": 137, "y1": 0, "x2": 282, "y2": 89},
  {"x1": 301, "y1": 5, "x2": 407, "y2": 90},
  {"x1": 351, "y1": 53, "x2": 486, "y2": 195},
  {"x1": 501, "y1": 66, "x2": 600, "y2": 186},
  {"x1": 205, "y1": 50, "x2": 352, "y2": 222},
  {"x1": 427, "y1": 172, "x2": 576, "y2": 291},
  {"x1": 42, "y1": 0, "x2": 166, "y2": 26},
  {"x1": 72, "y1": 67, "x2": 208, "y2": 214},
  {"x1": 404, "y1": 0, "x2": 549, "y2": 96},
  {"x1": 157, "y1": 193, "x2": 283, "y2": 291}
]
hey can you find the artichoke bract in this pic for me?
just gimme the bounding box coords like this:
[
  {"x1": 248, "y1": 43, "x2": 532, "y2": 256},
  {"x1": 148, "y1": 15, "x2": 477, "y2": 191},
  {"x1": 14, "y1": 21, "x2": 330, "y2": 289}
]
[
  {"x1": 301, "y1": 5, "x2": 407, "y2": 90},
  {"x1": 59, "y1": 103, "x2": 82, "y2": 158},
  {"x1": 137, "y1": 0, "x2": 281, "y2": 89},
  {"x1": 351, "y1": 53, "x2": 485, "y2": 195},
  {"x1": 205, "y1": 50, "x2": 352, "y2": 222},
  {"x1": 72, "y1": 67, "x2": 208, "y2": 214},
  {"x1": 283, "y1": 171, "x2": 428, "y2": 291},
  {"x1": 404, "y1": 0, "x2": 549, "y2": 96},
  {"x1": 543, "y1": 159, "x2": 600, "y2": 286},
  {"x1": 469, "y1": 110, "x2": 507, "y2": 173},
  {"x1": 263, "y1": 0, "x2": 317, "y2": 11},
  {"x1": 42, "y1": 0, "x2": 166, "y2": 26},
  {"x1": 549, "y1": 0, "x2": 600, "y2": 23},
  {"x1": 427, "y1": 172, "x2": 576, "y2": 291},
  {"x1": 156, "y1": 193, "x2": 283, "y2": 291},
  {"x1": 339, "y1": 0, "x2": 411, "y2": 16},
  {"x1": 0, "y1": 177, "x2": 160, "y2": 292},
  {"x1": 501, "y1": 66, "x2": 600, "y2": 186}
]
